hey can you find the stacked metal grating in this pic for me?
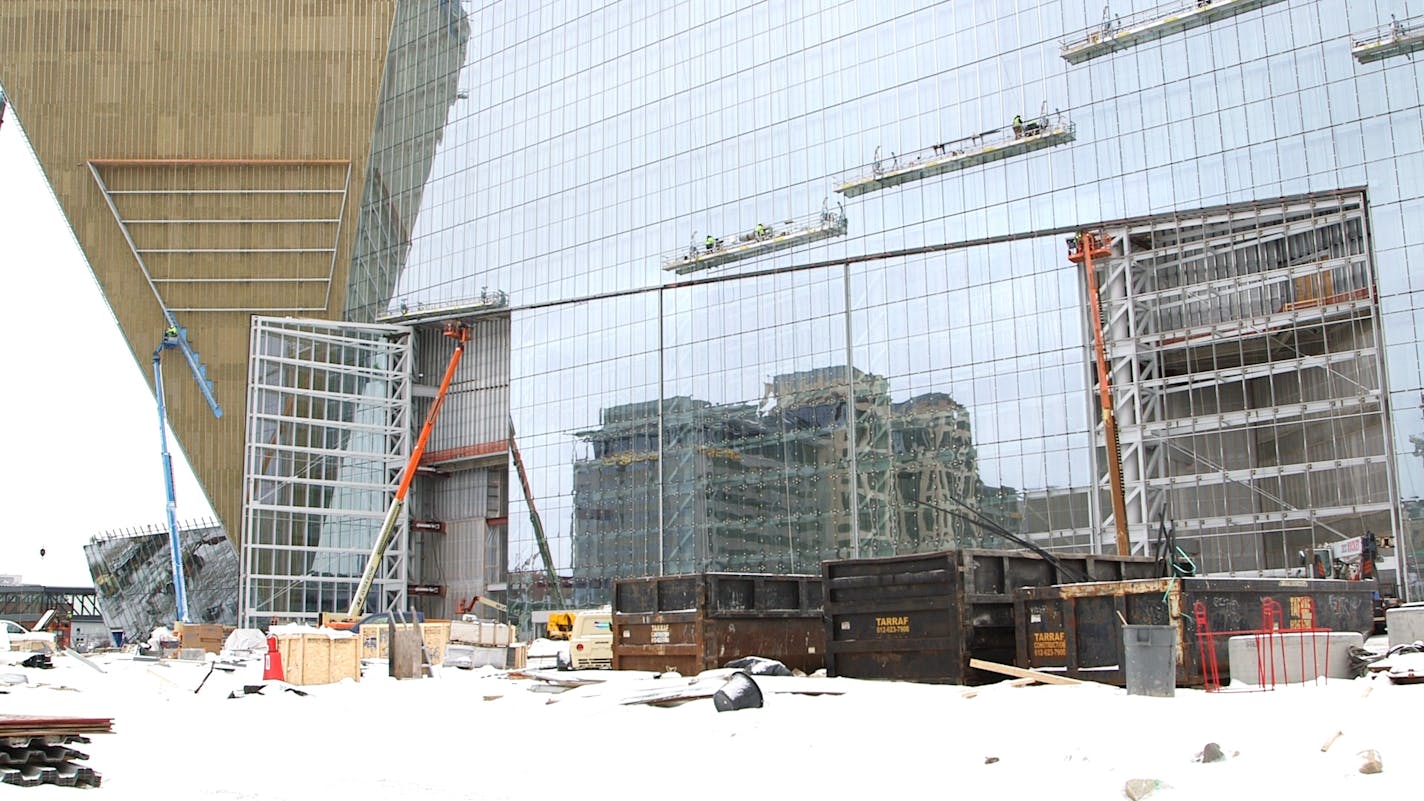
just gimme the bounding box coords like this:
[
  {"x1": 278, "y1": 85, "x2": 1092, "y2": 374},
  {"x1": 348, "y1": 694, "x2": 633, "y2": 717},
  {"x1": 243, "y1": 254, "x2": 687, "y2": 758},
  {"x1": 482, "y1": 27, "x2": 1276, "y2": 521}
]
[{"x1": 0, "y1": 716, "x2": 112, "y2": 788}]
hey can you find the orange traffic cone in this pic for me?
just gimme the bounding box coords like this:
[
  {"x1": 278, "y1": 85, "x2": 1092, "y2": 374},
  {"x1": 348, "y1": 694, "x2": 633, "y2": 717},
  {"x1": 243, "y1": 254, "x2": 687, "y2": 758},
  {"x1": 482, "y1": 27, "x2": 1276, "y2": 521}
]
[{"x1": 263, "y1": 634, "x2": 285, "y2": 682}]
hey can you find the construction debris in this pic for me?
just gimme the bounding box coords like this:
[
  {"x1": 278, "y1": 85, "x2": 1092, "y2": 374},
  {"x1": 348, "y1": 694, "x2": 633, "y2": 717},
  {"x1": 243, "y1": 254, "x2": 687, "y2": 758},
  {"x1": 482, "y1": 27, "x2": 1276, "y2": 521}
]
[
  {"x1": 723, "y1": 656, "x2": 793, "y2": 676},
  {"x1": 712, "y1": 671, "x2": 763, "y2": 712},
  {"x1": 1123, "y1": 778, "x2": 1166, "y2": 800},
  {"x1": 63, "y1": 649, "x2": 106, "y2": 674},
  {"x1": 968, "y1": 659, "x2": 1084, "y2": 686}
]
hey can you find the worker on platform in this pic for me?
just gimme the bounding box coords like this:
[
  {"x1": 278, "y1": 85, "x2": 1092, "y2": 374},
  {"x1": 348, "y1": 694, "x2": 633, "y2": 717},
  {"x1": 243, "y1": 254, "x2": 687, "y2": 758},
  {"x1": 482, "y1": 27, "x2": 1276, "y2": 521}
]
[
  {"x1": 706, "y1": 234, "x2": 716, "y2": 252},
  {"x1": 165, "y1": 324, "x2": 178, "y2": 339},
  {"x1": 755, "y1": 222, "x2": 766, "y2": 240},
  {"x1": 1013, "y1": 115, "x2": 1024, "y2": 138},
  {"x1": 1068, "y1": 232, "x2": 1083, "y2": 256}
]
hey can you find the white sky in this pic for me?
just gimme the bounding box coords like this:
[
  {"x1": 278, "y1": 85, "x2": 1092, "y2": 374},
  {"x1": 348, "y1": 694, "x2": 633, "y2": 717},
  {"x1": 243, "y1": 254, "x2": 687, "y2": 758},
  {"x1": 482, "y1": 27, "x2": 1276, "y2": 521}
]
[{"x1": 0, "y1": 109, "x2": 213, "y2": 587}]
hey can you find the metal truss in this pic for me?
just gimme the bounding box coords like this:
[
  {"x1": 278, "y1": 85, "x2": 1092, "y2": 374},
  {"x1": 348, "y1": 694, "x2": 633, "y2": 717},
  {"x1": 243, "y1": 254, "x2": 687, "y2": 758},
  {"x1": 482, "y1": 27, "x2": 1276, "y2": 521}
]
[{"x1": 87, "y1": 158, "x2": 351, "y2": 314}]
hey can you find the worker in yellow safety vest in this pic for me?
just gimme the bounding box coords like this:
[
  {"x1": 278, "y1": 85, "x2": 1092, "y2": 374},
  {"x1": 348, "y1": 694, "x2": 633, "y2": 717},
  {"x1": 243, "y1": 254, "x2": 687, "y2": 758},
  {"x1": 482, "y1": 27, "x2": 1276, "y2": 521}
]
[
  {"x1": 706, "y1": 234, "x2": 715, "y2": 252},
  {"x1": 755, "y1": 222, "x2": 766, "y2": 239}
]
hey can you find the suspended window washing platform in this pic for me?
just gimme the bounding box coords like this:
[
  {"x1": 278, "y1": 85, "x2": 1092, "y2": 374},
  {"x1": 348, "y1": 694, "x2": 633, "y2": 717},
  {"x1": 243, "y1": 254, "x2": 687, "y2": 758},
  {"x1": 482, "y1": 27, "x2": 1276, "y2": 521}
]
[
  {"x1": 377, "y1": 289, "x2": 510, "y2": 324},
  {"x1": 662, "y1": 205, "x2": 849, "y2": 275},
  {"x1": 1061, "y1": 0, "x2": 1289, "y2": 64},
  {"x1": 834, "y1": 117, "x2": 1075, "y2": 198},
  {"x1": 1352, "y1": 14, "x2": 1424, "y2": 63}
]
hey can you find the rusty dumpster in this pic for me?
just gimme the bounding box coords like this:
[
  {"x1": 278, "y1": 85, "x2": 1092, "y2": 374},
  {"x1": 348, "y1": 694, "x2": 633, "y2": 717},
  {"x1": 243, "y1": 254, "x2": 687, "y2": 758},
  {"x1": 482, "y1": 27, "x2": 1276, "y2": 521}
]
[
  {"x1": 1014, "y1": 576, "x2": 1377, "y2": 687},
  {"x1": 612, "y1": 573, "x2": 824, "y2": 674},
  {"x1": 823, "y1": 548, "x2": 1157, "y2": 684}
]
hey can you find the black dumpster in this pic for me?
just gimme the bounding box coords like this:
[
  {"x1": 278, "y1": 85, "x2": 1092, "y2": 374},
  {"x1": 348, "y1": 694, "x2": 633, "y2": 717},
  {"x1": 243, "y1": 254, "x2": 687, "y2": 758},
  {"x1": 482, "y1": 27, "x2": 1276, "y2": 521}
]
[
  {"x1": 822, "y1": 548, "x2": 1157, "y2": 684},
  {"x1": 1014, "y1": 576, "x2": 1377, "y2": 687},
  {"x1": 612, "y1": 573, "x2": 824, "y2": 675}
]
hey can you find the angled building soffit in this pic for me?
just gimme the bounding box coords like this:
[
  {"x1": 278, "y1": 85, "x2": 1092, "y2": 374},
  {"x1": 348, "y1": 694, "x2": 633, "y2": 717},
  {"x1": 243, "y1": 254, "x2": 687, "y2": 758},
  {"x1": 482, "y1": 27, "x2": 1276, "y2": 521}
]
[
  {"x1": 86, "y1": 157, "x2": 354, "y2": 314},
  {"x1": 0, "y1": 1, "x2": 400, "y2": 540}
]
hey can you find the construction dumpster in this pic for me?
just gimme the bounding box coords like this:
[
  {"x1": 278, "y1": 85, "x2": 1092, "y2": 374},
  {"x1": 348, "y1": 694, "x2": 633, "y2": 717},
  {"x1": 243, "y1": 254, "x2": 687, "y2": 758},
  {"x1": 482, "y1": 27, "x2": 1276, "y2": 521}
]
[
  {"x1": 612, "y1": 573, "x2": 824, "y2": 674},
  {"x1": 1014, "y1": 576, "x2": 1377, "y2": 687},
  {"x1": 823, "y1": 548, "x2": 1157, "y2": 684}
]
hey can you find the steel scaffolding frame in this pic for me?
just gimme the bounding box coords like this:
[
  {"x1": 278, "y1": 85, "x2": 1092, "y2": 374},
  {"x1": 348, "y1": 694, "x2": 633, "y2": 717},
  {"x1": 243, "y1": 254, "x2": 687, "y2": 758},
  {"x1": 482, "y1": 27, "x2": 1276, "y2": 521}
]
[
  {"x1": 239, "y1": 317, "x2": 412, "y2": 628},
  {"x1": 1089, "y1": 194, "x2": 1396, "y2": 567}
]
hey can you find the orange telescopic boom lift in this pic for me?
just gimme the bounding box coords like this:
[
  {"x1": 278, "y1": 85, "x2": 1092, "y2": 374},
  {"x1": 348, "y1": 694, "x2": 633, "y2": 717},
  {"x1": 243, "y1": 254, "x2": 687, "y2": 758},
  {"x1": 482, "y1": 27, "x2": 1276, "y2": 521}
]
[
  {"x1": 323, "y1": 321, "x2": 470, "y2": 628},
  {"x1": 1069, "y1": 231, "x2": 1131, "y2": 556}
]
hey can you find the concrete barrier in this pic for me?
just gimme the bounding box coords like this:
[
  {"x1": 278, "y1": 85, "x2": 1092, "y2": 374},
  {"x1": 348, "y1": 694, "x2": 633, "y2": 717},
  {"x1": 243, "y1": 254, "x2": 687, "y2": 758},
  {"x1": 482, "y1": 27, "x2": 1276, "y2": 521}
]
[{"x1": 1227, "y1": 631, "x2": 1362, "y2": 685}]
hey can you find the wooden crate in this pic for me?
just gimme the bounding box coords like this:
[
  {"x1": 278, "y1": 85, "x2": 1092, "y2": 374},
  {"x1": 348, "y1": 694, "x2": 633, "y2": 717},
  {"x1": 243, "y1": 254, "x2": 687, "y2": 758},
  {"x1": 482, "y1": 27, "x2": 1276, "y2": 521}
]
[
  {"x1": 360, "y1": 622, "x2": 452, "y2": 665},
  {"x1": 276, "y1": 633, "x2": 361, "y2": 685},
  {"x1": 175, "y1": 623, "x2": 229, "y2": 654}
]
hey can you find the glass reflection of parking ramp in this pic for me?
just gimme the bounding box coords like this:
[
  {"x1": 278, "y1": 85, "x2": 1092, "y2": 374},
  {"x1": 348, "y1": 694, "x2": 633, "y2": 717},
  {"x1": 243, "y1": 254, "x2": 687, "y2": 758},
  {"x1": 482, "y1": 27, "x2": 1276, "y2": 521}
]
[
  {"x1": 662, "y1": 205, "x2": 849, "y2": 275},
  {"x1": 1061, "y1": 0, "x2": 1290, "y2": 65},
  {"x1": 833, "y1": 116, "x2": 1075, "y2": 199}
]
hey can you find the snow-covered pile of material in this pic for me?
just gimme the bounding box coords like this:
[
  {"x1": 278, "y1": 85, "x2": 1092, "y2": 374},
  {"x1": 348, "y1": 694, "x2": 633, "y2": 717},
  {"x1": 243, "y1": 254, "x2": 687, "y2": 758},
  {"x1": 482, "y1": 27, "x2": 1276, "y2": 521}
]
[{"x1": 0, "y1": 648, "x2": 1419, "y2": 800}]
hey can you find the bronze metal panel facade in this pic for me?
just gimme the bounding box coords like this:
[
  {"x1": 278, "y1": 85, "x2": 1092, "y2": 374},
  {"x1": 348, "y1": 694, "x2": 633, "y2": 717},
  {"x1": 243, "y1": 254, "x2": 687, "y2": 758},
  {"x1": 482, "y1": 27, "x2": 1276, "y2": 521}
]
[{"x1": 0, "y1": 1, "x2": 398, "y2": 539}]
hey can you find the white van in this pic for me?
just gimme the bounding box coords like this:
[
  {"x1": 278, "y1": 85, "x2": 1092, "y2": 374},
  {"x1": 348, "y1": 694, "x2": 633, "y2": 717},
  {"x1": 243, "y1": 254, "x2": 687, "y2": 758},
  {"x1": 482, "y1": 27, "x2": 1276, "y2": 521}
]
[{"x1": 562, "y1": 610, "x2": 613, "y2": 670}]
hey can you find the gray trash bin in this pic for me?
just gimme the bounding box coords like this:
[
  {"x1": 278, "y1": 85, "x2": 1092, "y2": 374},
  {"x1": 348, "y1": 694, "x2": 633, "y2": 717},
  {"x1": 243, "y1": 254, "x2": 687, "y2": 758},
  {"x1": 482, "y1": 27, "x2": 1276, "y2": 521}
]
[{"x1": 1123, "y1": 624, "x2": 1177, "y2": 697}]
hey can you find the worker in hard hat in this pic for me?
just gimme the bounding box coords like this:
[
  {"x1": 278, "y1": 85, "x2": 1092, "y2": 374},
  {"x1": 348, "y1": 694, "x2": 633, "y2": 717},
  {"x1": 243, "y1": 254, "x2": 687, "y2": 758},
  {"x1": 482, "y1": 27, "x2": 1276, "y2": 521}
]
[
  {"x1": 706, "y1": 234, "x2": 716, "y2": 252},
  {"x1": 165, "y1": 325, "x2": 178, "y2": 339},
  {"x1": 1013, "y1": 115, "x2": 1023, "y2": 138},
  {"x1": 755, "y1": 222, "x2": 766, "y2": 240}
]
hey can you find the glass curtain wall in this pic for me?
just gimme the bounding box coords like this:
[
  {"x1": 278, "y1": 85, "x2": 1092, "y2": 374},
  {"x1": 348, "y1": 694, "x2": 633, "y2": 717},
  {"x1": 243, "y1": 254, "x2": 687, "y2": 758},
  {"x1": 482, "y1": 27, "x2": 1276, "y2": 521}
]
[{"x1": 350, "y1": 1, "x2": 1424, "y2": 605}]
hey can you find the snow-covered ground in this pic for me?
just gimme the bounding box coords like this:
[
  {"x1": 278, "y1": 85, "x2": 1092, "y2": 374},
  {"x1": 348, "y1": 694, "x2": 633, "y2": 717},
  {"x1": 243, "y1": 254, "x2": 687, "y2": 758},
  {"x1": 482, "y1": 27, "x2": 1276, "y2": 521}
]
[{"x1": 2, "y1": 644, "x2": 1420, "y2": 800}]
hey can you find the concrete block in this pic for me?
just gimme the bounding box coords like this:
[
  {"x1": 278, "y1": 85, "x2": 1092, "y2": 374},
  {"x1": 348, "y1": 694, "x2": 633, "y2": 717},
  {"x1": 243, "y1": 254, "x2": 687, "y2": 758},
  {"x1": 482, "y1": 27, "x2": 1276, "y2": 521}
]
[
  {"x1": 1386, "y1": 605, "x2": 1424, "y2": 648},
  {"x1": 1227, "y1": 631, "x2": 1362, "y2": 685}
]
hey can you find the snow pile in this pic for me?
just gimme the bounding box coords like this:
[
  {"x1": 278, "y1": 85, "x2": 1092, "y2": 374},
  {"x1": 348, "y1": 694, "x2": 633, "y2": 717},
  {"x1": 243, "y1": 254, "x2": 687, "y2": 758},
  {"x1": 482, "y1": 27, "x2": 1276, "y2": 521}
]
[
  {"x1": 222, "y1": 627, "x2": 268, "y2": 656},
  {"x1": 266, "y1": 623, "x2": 355, "y2": 639},
  {"x1": 0, "y1": 648, "x2": 1419, "y2": 800}
]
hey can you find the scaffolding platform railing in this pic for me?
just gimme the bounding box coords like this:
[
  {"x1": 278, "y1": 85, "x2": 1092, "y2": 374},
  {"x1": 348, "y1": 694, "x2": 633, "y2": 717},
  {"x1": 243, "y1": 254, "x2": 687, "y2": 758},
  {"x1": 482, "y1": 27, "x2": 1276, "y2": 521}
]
[
  {"x1": 1351, "y1": 13, "x2": 1424, "y2": 63},
  {"x1": 662, "y1": 205, "x2": 849, "y2": 275},
  {"x1": 377, "y1": 289, "x2": 510, "y2": 324},
  {"x1": 834, "y1": 116, "x2": 1075, "y2": 198},
  {"x1": 1061, "y1": 0, "x2": 1289, "y2": 65}
]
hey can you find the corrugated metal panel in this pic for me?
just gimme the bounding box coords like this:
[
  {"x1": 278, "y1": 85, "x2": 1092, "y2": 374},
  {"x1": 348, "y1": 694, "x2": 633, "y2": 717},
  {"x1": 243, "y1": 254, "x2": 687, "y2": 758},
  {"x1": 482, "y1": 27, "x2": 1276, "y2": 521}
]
[
  {"x1": 439, "y1": 517, "x2": 487, "y2": 607},
  {"x1": 432, "y1": 466, "x2": 490, "y2": 519},
  {"x1": 412, "y1": 464, "x2": 507, "y2": 617},
  {"x1": 418, "y1": 315, "x2": 510, "y2": 457}
]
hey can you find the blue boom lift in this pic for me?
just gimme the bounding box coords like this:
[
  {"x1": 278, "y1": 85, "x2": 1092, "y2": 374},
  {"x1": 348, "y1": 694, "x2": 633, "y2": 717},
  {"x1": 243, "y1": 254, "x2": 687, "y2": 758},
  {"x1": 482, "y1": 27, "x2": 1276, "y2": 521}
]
[{"x1": 153, "y1": 319, "x2": 223, "y2": 623}]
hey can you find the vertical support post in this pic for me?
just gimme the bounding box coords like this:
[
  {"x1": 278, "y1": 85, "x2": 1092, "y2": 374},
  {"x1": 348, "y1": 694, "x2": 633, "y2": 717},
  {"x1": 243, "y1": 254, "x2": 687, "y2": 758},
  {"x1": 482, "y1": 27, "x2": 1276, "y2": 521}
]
[
  {"x1": 843, "y1": 262, "x2": 861, "y2": 558},
  {"x1": 656, "y1": 288, "x2": 666, "y2": 576},
  {"x1": 1073, "y1": 231, "x2": 1131, "y2": 556},
  {"x1": 153, "y1": 350, "x2": 190, "y2": 624}
]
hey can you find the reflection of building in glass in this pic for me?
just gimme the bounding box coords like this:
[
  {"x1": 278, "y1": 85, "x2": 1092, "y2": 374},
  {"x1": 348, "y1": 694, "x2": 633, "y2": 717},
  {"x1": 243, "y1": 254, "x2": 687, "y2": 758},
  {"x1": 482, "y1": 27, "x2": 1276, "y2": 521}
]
[
  {"x1": 1021, "y1": 486, "x2": 1095, "y2": 550},
  {"x1": 347, "y1": 0, "x2": 470, "y2": 321},
  {"x1": 890, "y1": 393, "x2": 984, "y2": 551},
  {"x1": 84, "y1": 520, "x2": 238, "y2": 641},
  {"x1": 573, "y1": 371, "x2": 1004, "y2": 578}
]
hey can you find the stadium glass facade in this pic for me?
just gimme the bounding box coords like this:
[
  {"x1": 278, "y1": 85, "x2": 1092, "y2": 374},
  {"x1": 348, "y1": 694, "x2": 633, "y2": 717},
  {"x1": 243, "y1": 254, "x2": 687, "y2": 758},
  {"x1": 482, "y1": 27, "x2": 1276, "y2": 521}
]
[{"x1": 329, "y1": 0, "x2": 1424, "y2": 620}]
